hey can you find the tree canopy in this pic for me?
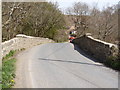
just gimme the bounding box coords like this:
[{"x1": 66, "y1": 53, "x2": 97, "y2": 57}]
[{"x1": 2, "y1": 2, "x2": 66, "y2": 41}]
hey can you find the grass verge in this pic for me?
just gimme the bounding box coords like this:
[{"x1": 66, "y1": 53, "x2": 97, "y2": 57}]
[{"x1": 2, "y1": 50, "x2": 16, "y2": 88}]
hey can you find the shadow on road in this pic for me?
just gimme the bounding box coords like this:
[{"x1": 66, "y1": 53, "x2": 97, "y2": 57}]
[
  {"x1": 38, "y1": 42, "x2": 103, "y2": 67},
  {"x1": 38, "y1": 58, "x2": 103, "y2": 67}
]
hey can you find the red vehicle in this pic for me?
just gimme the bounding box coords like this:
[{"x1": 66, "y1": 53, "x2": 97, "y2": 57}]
[
  {"x1": 69, "y1": 35, "x2": 76, "y2": 43},
  {"x1": 69, "y1": 30, "x2": 77, "y2": 43}
]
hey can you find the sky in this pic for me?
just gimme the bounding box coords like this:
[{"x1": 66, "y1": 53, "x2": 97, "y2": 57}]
[{"x1": 48, "y1": 0, "x2": 120, "y2": 12}]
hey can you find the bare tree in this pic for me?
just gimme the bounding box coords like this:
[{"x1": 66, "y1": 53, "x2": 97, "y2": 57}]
[
  {"x1": 2, "y1": 2, "x2": 31, "y2": 40},
  {"x1": 66, "y1": 2, "x2": 118, "y2": 44},
  {"x1": 66, "y1": 2, "x2": 90, "y2": 36},
  {"x1": 101, "y1": 6, "x2": 118, "y2": 41}
]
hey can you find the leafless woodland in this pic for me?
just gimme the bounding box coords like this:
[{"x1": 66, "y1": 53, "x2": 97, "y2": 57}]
[{"x1": 66, "y1": 2, "x2": 119, "y2": 44}]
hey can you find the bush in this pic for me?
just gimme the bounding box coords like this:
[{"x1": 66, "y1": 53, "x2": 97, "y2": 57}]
[{"x1": 105, "y1": 56, "x2": 120, "y2": 71}]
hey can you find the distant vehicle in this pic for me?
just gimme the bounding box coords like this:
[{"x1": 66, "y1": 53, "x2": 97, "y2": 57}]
[
  {"x1": 69, "y1": 31, "x2": 77, "y2": 43},
  {"x1": 69, "y1": 36, "x2": 76, "y2": 43}
]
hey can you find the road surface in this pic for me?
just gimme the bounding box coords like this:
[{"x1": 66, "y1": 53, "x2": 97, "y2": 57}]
[{"x1": 14, "y1": 42, "x2": 118, "y2": 88}]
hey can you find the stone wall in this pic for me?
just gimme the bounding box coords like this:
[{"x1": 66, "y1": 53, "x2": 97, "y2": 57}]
[
  {"x1": 73, "y1": 34, "x2": 119, "y2": 62},
  {"x1": 2, "y1": 34, "x2": 54, "y2": 57}
]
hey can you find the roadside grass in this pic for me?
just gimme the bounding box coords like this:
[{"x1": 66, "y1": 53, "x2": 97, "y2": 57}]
[
  {"x1": 2, "y1": 50, "x2": 16, "y2": 88},
  {"x1": 2, "y1": 50, "x2": 15, "y2": 60}
]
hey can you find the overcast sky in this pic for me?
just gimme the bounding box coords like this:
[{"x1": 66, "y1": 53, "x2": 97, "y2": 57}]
[{"x1": 48, "y1": 0, "x2": 119, "y2": 12}]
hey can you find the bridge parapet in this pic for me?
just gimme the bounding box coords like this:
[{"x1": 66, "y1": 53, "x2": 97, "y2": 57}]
[
  {"x1": 2, "y1": 34, "x2": 54, "y2": 57},
  {"x1": 73, "y1": 33, "x2": 119, "y2": 62}
]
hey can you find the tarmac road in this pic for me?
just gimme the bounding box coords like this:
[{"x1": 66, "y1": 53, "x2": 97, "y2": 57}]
[{"x1": 14, "y1": 42, "x2": 118, "y2": 88}]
